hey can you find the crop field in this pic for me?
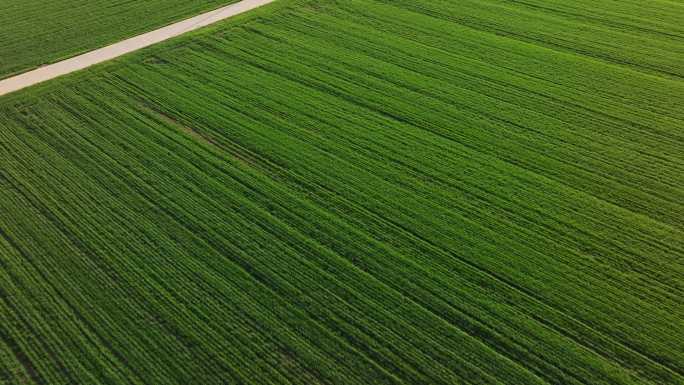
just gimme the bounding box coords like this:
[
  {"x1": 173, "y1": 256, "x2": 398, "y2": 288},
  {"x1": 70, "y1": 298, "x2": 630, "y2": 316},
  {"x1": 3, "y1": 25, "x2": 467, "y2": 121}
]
[
  {"x1": 0, "y1": 0, "x2": 683, "y2": 384},
  {"x1": 0, "y1": 0, "x2": 236, "y2": 79}
]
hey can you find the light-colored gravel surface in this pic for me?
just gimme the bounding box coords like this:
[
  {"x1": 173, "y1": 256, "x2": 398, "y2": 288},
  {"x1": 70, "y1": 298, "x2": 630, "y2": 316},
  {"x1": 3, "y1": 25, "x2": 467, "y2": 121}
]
[{"x1": 0, "y1": 0, "x2": 275, "y2": 97}]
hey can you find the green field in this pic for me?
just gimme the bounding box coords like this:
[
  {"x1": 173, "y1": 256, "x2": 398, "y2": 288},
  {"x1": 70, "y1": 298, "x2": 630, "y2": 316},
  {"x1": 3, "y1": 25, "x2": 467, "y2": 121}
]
[
  {"x1": 1, "y1": 0, "x2": 683, "y2": 384},
  {"x1": 0, "y1": 0, "x2": 236, "y2": 79}
]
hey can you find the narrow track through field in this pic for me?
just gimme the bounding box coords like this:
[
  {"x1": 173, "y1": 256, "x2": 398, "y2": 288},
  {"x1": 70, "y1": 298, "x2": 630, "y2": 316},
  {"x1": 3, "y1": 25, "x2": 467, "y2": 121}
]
[{"x1": 0, "y1": 0, "x2": 275, "y2": 97}]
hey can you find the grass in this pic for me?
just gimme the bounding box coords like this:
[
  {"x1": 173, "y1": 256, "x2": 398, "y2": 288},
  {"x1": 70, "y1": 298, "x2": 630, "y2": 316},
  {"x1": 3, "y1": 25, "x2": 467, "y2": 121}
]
[
  {"x1": 0, "y1": 0, "x2": 683, "y2": 384},
  {"x1": 0, "y1": 0, "x2": 237, "y2": 79}
]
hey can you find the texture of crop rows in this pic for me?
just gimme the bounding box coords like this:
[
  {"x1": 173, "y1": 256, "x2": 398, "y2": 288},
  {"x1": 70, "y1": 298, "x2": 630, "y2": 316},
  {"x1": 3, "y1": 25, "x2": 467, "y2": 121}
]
[
  {"x1": 0, "y1": 0, "x2": 236, "y2": 79},
  {"x1": 1, "y1": 0, "x2": 683, "y2": 384}
]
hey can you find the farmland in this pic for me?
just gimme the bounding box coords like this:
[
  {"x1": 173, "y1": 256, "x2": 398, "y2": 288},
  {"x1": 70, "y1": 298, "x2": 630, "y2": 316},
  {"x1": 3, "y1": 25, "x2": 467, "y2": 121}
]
[
  {"x1": 0, "y1": 0, "x2": 237, "y2": 79},
  {"x1": 0, "y1": 0, "x2": 683, "y2": 384}
]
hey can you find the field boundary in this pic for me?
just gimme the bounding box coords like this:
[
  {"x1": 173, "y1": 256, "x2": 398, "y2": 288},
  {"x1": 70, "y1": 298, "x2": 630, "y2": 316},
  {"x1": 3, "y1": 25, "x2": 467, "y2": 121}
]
[{"x1": 0, "y1": 0, "x2": 275, "y2": 97}]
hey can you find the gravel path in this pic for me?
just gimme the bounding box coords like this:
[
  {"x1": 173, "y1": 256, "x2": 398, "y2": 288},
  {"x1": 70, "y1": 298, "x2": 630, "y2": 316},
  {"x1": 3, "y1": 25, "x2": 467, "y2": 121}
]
[{"x1": 0, "y1": 0, "x2": 275, "y2": 97}]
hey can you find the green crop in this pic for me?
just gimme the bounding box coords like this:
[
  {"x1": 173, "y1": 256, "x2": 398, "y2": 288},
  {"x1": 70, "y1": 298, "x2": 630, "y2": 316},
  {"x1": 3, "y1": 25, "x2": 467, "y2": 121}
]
[{"x1": 0, "y1": 0, "x2": 682, "y2": 384}]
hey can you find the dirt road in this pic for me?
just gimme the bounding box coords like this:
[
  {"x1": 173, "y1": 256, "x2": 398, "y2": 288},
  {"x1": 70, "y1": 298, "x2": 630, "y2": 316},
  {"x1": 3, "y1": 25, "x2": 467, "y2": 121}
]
[{"x1": 0, "y1": 0, "x2": 275, "y2": 97}]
